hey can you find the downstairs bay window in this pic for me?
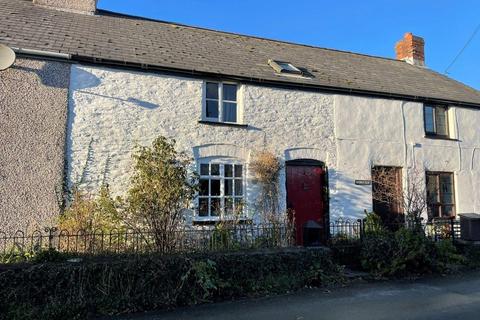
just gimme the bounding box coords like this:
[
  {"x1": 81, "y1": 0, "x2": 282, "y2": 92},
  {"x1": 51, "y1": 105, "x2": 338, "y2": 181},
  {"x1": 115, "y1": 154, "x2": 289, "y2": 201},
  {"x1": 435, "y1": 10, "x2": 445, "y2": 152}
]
[{"x1": 197, "y1": 162, "x2": 245, "y2": 220}]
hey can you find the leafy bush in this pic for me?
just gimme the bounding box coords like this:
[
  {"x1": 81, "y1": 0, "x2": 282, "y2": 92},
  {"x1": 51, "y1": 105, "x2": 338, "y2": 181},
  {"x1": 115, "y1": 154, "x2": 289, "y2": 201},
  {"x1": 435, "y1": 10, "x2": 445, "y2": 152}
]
[
  {"x1": 58, "y1": 185, "x2": 122, "y2": 233},
  {"x1": 0, "y1": 245, "x2": 36, "y2": 264},
  {"x1": 360, "y1": 226, "x2": 467, "y2": 277},
  {"x1": 390, "y1": 228, "x2": 435, "y2": 275},
  {"x1": 363, "y1": 211, "x2": 386, "y2": 236},
  {"x1": 360, "y1": 230, "x2": 398, "y2": 276},
  {"x1": 460, "y1": 245, "x2": 480, "y2": 268},
  {"x1": 0, "y1": 247, "x2": 70, "y2": 265},
  {"x1": 0, "y1": 248, "x2": 342, "y2": 320},
  {"x1": 122, "y1": 136, "x2": 198, "y2": 252},
  {"x1": 434, "y1": 240, "x2": 466, "y2": 271}
]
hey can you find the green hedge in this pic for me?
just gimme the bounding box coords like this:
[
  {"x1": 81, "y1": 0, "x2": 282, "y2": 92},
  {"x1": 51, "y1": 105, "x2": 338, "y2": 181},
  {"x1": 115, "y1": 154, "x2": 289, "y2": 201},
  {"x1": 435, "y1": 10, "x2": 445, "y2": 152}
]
[{"x1": 0, "y1": 248, "x2": 342, "y2": 320}]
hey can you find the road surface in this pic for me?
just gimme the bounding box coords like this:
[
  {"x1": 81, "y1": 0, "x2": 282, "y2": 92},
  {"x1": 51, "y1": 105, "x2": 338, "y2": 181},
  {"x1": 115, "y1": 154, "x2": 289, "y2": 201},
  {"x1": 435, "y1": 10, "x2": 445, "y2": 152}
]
[{"x1": 116, "y1": 271, "x2": 480, "y2": 320}]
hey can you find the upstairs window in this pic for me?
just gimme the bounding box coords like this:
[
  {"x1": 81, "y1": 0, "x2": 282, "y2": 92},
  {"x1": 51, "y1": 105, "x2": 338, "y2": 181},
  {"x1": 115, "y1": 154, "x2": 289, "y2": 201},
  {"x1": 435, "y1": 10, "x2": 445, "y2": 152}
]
[
  {"x1": 426, "y1": 172, "x2": 455, "y2": 221},
  {"x1": 198, "y1": 162, "x2": 244, "y2": 219},
  {"x1": 424, "y1": 105, "x2": 449, "y2": 137},
  {"x1": 204, "y1": 82, "x2": 239, "y2": 123}
]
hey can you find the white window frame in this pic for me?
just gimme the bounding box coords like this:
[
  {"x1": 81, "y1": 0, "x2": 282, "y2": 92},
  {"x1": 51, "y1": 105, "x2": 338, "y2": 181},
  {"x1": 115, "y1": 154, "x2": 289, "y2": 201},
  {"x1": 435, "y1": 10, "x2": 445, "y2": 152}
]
[
  {"x1": 202, "y1": 81, "x2": 242, "y2": 124},
  {"x1": 195, "y1": 159, "x2": 246, "y2": 222}
]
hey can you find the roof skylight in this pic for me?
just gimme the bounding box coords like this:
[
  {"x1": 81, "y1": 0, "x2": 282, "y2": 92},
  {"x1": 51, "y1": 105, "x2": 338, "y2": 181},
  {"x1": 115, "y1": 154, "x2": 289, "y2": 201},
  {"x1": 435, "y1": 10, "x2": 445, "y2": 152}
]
[{"x1": 268, "y1": 59, "x2": 303, "y2": 76}]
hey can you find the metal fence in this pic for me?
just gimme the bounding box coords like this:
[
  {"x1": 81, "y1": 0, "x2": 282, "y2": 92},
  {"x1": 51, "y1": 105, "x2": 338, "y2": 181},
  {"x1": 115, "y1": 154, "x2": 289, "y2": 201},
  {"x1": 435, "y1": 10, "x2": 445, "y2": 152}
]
[
  {"x1": 0, "y1": 223, "x2": 294, "y2": 257},
  {"x1": 329, "y1": 217, "x2": 461, "y2": 246},
  {"x1": 0, "y1": 217, "x2": 463, "y2": 259}
]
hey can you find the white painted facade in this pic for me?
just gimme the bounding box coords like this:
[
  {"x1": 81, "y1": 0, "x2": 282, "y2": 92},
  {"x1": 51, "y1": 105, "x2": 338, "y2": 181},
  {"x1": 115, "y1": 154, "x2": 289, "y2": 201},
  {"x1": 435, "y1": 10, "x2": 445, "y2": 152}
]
[
  {"x1": 67, "y1": 64, "x2": 480, "y2": 223},
  {"x1": 67, "y1": 64, "x2": 336, "y2": 223}
]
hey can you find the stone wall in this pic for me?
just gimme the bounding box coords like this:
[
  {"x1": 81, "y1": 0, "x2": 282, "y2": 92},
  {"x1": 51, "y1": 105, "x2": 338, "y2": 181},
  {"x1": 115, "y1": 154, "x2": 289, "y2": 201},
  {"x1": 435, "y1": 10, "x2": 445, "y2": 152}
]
[{"x1": 67, "y1": 65, "x2": 336, "y2": 222}]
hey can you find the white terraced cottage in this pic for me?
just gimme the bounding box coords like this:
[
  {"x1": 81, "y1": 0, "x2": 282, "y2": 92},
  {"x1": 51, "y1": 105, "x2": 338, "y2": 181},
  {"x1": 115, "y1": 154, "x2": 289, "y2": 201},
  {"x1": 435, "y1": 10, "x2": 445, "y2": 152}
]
[{"x1": 1, "y1": 0, "x2": 480, "y2": 243}]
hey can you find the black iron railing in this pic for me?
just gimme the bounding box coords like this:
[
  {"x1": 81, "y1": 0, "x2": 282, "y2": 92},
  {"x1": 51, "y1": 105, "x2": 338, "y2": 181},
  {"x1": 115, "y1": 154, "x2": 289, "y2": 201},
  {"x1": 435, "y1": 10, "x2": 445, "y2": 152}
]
[
  {"x1": 329, "y1": 217, "x2": 460, "y2": 245},
  {"x1": 0, "y1": 223, "x2": 294, "y2": 257}
]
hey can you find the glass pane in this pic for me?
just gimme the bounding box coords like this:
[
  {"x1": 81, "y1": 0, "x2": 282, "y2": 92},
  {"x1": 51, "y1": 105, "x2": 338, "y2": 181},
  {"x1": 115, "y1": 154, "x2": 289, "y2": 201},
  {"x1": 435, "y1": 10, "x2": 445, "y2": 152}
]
[
  {"x1": 424, "y1": 106, "x2": 435, "y2": 134},
  {"x1": 223, "y1": 84, "x2": 237, "y2": 101},
  {"x1": 199, "y1": 179, "x2": 209, "y2": 196},
  {"x1": 200, "y1": 164, "x2": 209, "y2": 176},
  {"x1": 211, "y1": 179, "x2": 220, "y2": 196},
  {"x1": 225, "y1": 179, "x2": 233, "y2": 196},
  {"x1": 440, "y1": 174, "x2": 454, "y2": 204},
  {"x1": 234, "y1": 165, "x2": 243, "y2": 177},
  {"x1": 234, "y1": 198, "x2": 244, "y2": 213},
  {"x1": 206, "y1": 100, "x2": 219, "y2": 119},
  {"x1": 426, "y1": 174, "x2": 438, "y2": 203},
  {"x1": 211, "y1": 164, "x2": 220, "y2": 176},
  {"x1": 225, "y1": 198, "x2": 234, "y2": 215},
  {"x1": 225, "y1": 164, "x2": 233, "y2": 177},
  {"x1": 223, "y1": 102, "x2": 237, "y2": 123},
  {"x1": 206, "y1": 82, "x2": 219, "y2": 99},
  {"x1": 278, "y1": 62, "x2": 300, "y2": 73},
  {"x1": 199, "y1": 198, "x2": 209, "y2": 217},
  {"x1": 210, "y1": 198, "x2": 220, "y2": 216},
  {"x1": 234, "y1": 179, "x2": 243, "y2": 196},
  {"x1": 442, "y1": 205, "x2": 455, "y2": 217},
  {"x1": 435, "y1": 107, "x2": 448, "y2": 136},
  {"x1": 428, "y1": 205, "x2": 440, "y2": 220}
]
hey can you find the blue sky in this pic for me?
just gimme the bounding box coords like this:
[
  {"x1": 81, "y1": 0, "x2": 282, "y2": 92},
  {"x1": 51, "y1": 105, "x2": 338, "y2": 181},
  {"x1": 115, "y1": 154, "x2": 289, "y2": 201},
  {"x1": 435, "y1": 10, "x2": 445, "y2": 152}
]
[{"x1": 98, "y1": 0, "x2": 480, "y2": 90}]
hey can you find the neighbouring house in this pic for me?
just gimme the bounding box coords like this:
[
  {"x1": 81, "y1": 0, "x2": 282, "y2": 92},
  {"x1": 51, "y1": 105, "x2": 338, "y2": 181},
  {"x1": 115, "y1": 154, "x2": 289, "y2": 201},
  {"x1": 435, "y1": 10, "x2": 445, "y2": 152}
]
[{"x1": 1, "y1": 0, "x2": 480, "y2": 244}]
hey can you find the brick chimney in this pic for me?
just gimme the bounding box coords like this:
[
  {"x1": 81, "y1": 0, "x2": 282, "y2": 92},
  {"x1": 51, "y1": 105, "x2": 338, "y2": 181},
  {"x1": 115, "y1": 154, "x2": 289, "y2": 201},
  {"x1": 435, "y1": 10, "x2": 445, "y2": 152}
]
[
  {"x1": 395, "y1": 32, "x2": 425, "y2": 66},
  {"x1": 33, "y1": 0, "x2": 97, "y2": 15}
]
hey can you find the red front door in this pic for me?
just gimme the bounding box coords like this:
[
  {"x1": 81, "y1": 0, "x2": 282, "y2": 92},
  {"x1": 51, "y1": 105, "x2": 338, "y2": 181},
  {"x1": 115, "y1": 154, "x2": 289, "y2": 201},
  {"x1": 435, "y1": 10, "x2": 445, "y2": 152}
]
[{"x1": 286, "y1": 164, "x2": 325, "y2": 245}]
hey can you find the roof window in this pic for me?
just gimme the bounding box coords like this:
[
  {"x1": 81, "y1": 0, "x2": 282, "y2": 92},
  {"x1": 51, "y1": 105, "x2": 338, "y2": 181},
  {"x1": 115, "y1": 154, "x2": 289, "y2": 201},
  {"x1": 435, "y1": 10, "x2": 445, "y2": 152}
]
[{"x1": 268, "y1": 59, "x2": 304, "y2": 75}]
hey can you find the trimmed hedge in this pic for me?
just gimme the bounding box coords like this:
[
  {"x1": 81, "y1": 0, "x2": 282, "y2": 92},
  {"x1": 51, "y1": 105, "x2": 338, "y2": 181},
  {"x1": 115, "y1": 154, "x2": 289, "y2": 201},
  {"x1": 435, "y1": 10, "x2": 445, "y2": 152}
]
[{"x1": 0, "y1": 248, "x2": 342, "y2": 319}]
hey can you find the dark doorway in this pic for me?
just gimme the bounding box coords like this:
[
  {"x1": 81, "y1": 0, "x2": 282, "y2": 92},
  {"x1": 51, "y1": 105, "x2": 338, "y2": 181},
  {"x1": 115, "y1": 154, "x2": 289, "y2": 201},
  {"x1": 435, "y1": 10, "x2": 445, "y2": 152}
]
[
  {"x1": 286, "y1": 159, "x2": 326, "y2": 246},
  {"x1": 372, "y1": 166, "x2": 404, "y2": 226}
]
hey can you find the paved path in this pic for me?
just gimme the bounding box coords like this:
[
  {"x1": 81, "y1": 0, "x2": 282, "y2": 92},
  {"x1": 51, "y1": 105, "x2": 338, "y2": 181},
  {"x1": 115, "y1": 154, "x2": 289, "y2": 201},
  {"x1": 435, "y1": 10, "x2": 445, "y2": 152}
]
[{"x1": 118, "y1": 272, "x2": 480, "y2": 320}]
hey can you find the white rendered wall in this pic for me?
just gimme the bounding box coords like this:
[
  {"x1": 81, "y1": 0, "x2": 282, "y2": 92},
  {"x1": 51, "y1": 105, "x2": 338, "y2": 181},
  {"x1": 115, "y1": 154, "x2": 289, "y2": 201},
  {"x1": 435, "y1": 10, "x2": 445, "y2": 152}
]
[
  {"x1": 68, "y1": 64, "x2": 480, "y2": 223},
  {"x1": 67, "y1": 64, "x2": 336, "y2": 222},
  {"x1": 334, "y1": 95, "x2": 480, "y2": 220}
]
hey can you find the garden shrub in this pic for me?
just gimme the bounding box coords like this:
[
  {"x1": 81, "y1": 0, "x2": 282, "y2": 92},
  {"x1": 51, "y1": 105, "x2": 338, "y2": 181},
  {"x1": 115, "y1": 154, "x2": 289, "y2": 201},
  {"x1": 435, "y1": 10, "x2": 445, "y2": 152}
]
[
  {"x1": 434, "y1": 240, "x2": 466, "y2": 272},
  {"x1": 360, "y1": 226, "x2": 468, "y2": 277},
  {"x1": 360, "y1": 229, "x2": 398, "y2": 276},
  {"x1": 460, "y1": 245, "x2": 480, "y2": 268},
  {"x1": 58, "y1": 185, "x2": 123, "y2": 233},
  {"x1": 390, "y1": 228, "x2": 435, "y2": 275},
  {"x1": 0, "y1": 248, "x2": 342, "y2": 320}
]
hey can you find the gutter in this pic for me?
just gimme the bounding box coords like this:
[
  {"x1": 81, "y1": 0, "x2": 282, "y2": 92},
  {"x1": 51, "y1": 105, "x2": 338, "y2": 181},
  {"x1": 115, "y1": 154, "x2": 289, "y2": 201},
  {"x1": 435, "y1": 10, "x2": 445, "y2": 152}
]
[
  {"x1": 11, "y1": 47, "x2": 480, "y2": 110},
  {"x1": 12, "y1": 47, "x2": 71, "y2": 60}
]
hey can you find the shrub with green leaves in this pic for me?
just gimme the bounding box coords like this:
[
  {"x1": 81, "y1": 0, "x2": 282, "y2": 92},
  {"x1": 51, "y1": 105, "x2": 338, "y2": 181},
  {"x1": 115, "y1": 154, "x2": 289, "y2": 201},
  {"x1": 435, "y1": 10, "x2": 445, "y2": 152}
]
[
  {"x1": 58, "y1": 185, "x2": 122, "y2": 233},
  {"x1": 122, "y1": 136, "x2": 199, "y2": 252},
  {"x1": 0, "y1": 248, "x2": 342, "y2": 320},
  {"x1": 360, "y1": 226, "x2": 467, "y2": 277}
]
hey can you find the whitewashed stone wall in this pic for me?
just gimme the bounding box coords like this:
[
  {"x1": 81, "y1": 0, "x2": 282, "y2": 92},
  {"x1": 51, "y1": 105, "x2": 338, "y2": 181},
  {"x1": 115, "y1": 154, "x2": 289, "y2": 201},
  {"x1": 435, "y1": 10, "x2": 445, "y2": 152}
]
[
  {"x1": 67, "y1": 64, "x2": 480, "y2": 222},
  {"x1": 67, "y1": 64, "x2": 336, "y2": 221},
  {"x1": 334, "y1": 95, "x2": 480, "y2": 220}
]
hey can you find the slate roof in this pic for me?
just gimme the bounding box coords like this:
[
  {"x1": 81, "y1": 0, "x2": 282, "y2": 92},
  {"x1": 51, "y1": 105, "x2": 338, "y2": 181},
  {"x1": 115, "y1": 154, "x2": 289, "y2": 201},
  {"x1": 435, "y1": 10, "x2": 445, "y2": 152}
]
[{"x1": 1, "y1": 0, "x2": 480, "y2": 106}]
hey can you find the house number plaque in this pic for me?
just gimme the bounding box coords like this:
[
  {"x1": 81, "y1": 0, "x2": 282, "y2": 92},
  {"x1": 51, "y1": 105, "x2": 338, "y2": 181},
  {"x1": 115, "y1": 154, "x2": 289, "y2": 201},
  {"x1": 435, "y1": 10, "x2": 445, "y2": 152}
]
[{"x1": 355, "y1": 180, "x2": 372, "y2": 186}]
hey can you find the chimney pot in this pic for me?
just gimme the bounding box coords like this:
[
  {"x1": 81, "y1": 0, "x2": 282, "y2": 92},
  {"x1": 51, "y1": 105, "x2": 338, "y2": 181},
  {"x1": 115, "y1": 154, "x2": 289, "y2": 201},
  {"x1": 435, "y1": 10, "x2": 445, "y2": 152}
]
[
  {"x1": 33, "y1": 0, "x2": 98, "y2": 15},
  {"x1": 395, "y1": 32, "x2": 425, "y2": 66}
]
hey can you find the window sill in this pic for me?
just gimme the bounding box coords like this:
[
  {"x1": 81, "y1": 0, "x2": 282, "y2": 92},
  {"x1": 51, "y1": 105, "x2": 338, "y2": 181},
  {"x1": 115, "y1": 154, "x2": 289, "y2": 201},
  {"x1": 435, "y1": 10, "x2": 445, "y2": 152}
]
[
  {"x1": 424, "y1": 135, "x2": 459, "y2": 142},
  {"x1": 192, "y1": 218, "x2": 253, "y2": 226},
  {"x1": 199, "y1": 120, "x2": 248, "y2": 128}
]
